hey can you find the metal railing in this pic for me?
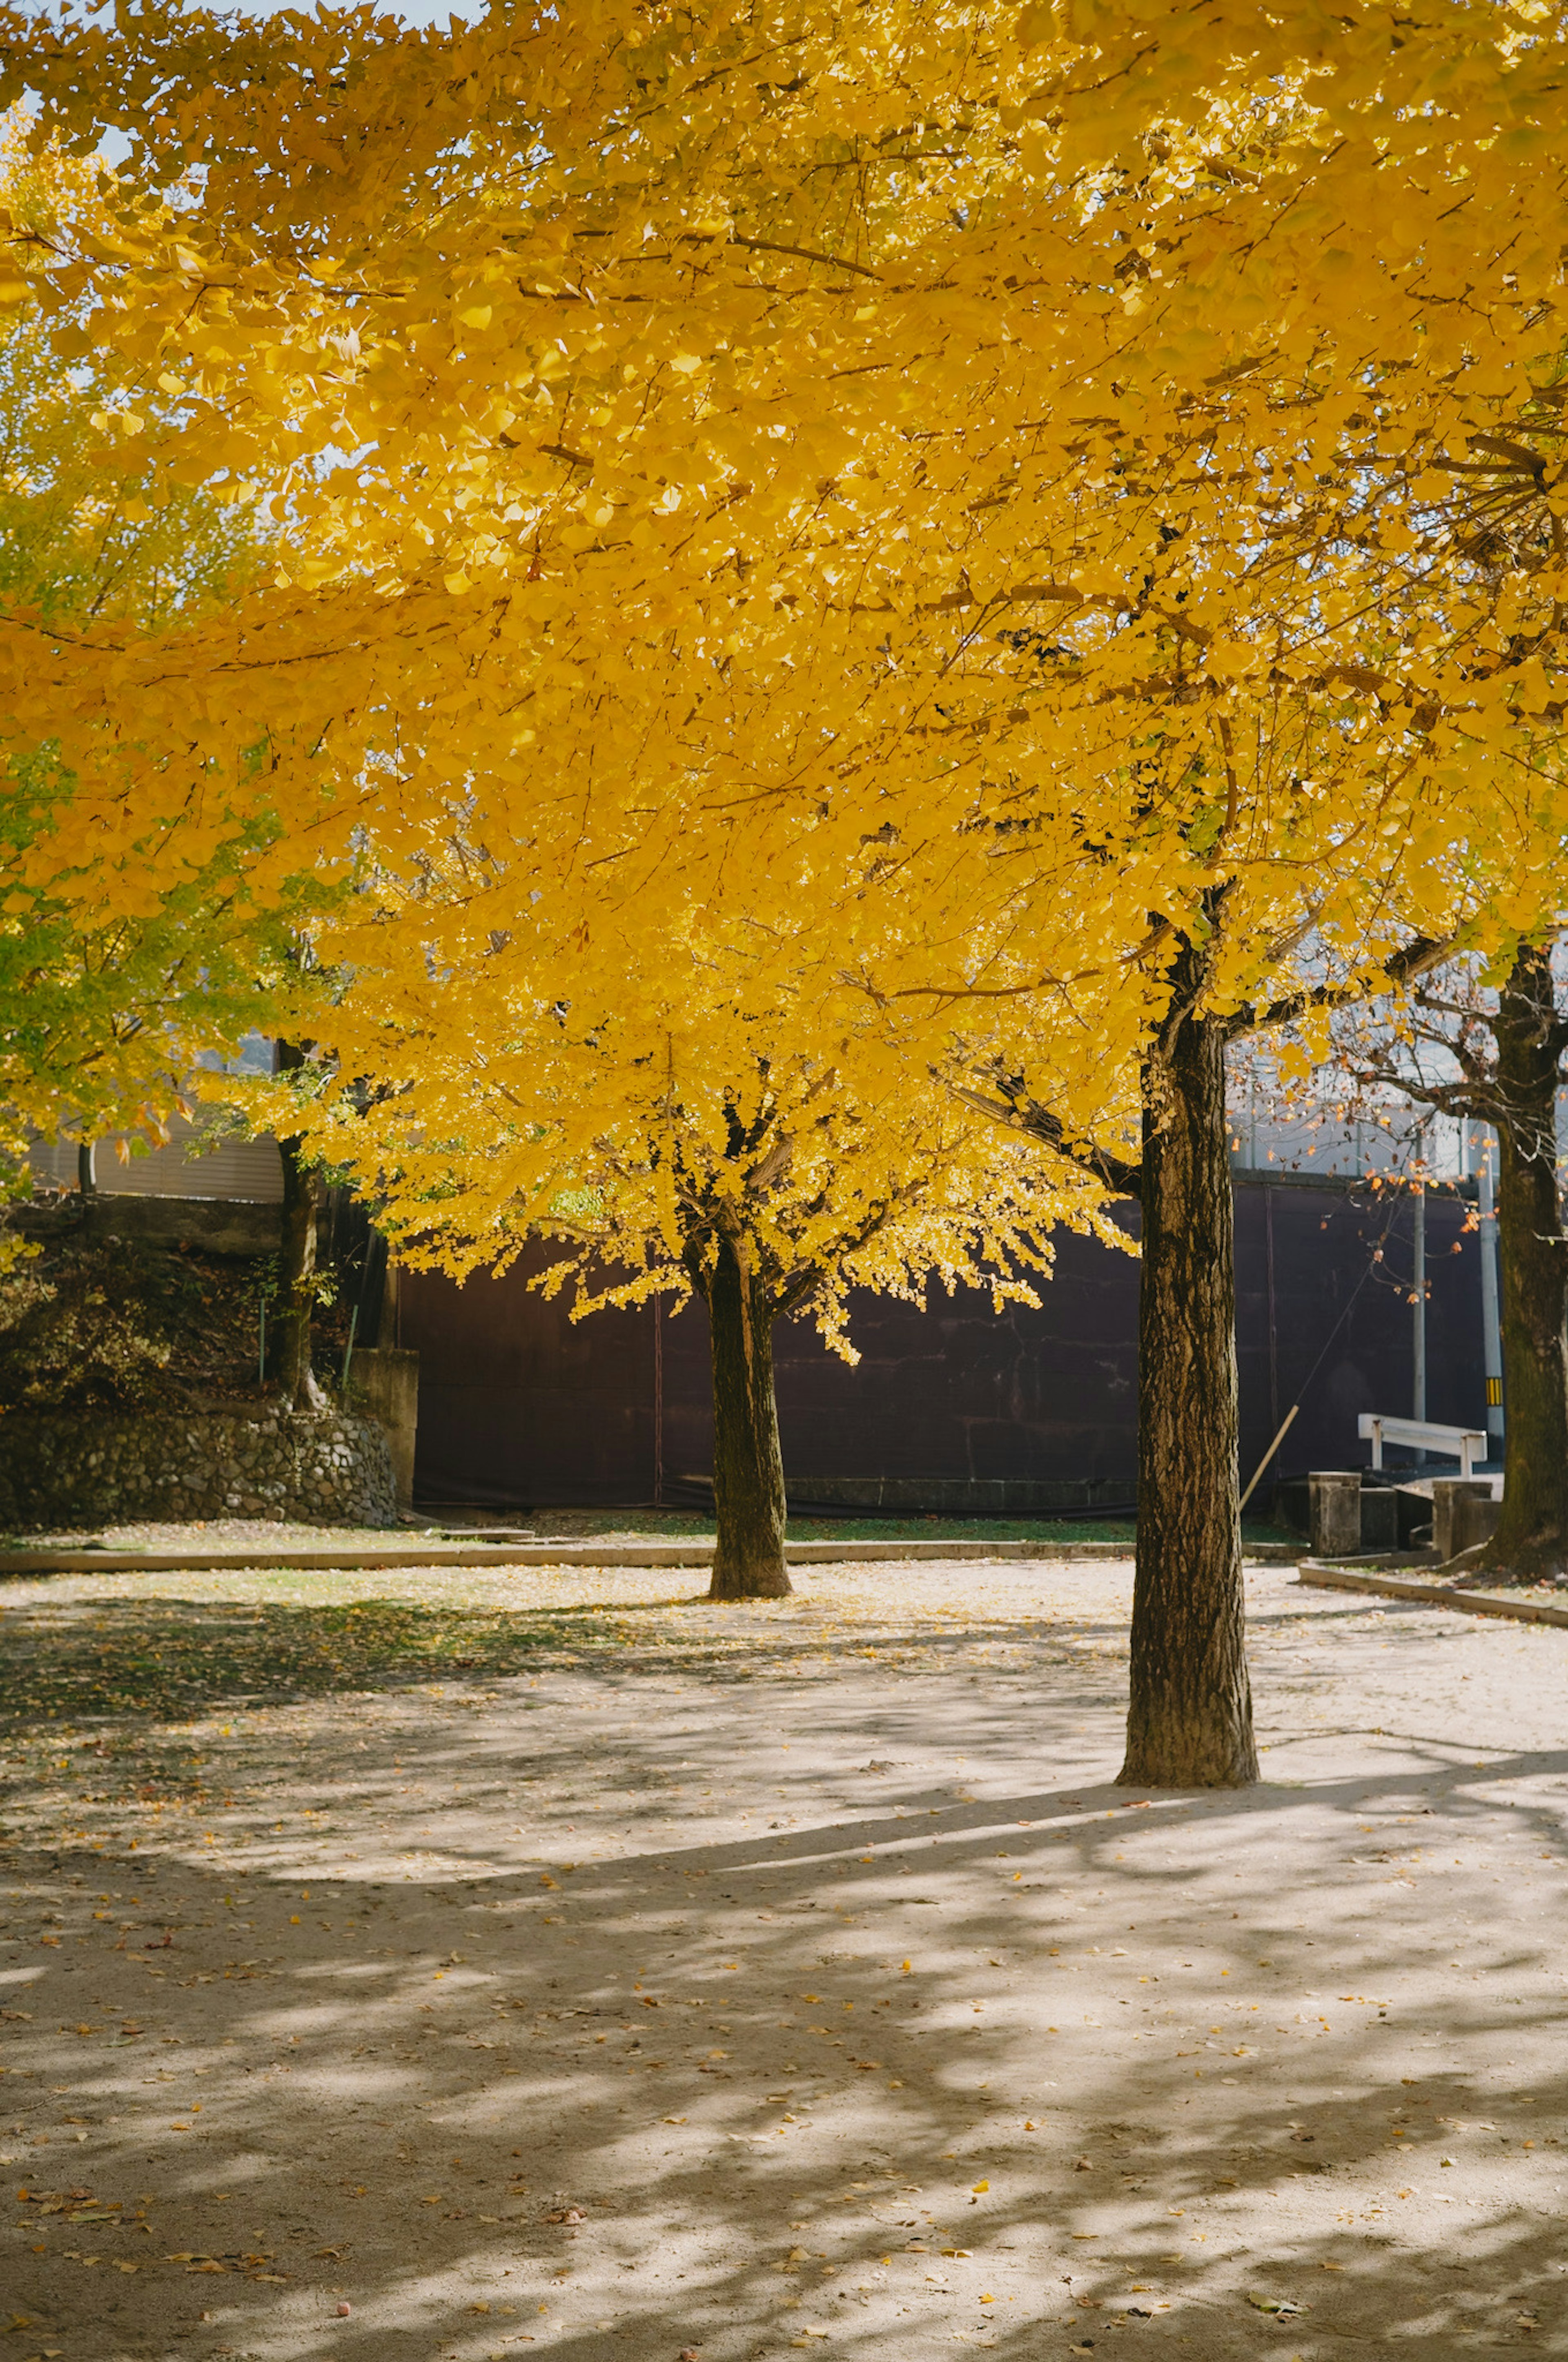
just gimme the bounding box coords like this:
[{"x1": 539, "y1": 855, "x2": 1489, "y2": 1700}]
[{"x1": 1358, "y1": 1413, "x2": 1488, "y2": 1477}]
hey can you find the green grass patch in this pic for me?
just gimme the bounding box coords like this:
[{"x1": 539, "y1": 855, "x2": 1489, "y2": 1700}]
[{"x1": 508, "y1": 1509, "x2": 1297, "y2": 1547}]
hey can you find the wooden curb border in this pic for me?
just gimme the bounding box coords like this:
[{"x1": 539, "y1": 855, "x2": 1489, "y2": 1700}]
[{"x1": 1296, "y1": 1560, "x2": 1568, "y2": 1630}]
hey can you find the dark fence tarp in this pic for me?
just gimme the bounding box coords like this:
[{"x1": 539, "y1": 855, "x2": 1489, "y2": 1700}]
[{"x1": 394, "y1": 1175, "x2": 1482, "y2": 1511}]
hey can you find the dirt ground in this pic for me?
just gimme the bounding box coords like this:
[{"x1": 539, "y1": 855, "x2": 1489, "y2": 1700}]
[{"x1": 1, "y1": 1551, "x2": 1565, "y2": 2362}]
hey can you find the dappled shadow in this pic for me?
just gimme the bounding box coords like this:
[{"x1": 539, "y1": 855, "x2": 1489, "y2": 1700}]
[
  {"x1": 0, "y1": 1586, "x2": 1139, "y2": 1728},
  {"x1": 0, "y1": 1595, "x2": 584, "y2": 1724},
  {"x1": 5, "y1": 1632, "x2": 1568, "y2": 2360},
  {"x1": 2, "y1": 1555, "x2": 1503, "y2": 1735},
  {"x1": 3, "y1": 1555, "x2": 1568, "y2": 2359}
]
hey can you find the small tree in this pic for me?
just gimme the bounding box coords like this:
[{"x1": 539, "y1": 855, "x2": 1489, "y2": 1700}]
[
  {"x1": 280, "y1": 934, "x2": 1126, "y2": 1597},
  {"x1": 1325, "y1": 943, "x2": 1568, "y2": 1577}
]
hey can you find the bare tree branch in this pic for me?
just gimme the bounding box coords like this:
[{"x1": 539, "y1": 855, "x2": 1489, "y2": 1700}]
[
  {"x1": 1222, "y1": 933, "x2": 1459, "y2": 1045},
  {"x1": 951, "y1": 1078, "x2": 1143, "y2": 1198}
]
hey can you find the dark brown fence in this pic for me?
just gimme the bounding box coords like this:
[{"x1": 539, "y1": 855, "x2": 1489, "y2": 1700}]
[{"x1": 393, "y1": 1174, "x2": 1482, "y2": 1513}]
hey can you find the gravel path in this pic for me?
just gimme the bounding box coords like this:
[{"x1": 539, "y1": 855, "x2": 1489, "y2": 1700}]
[{"x1": 1, "y1": 1557, "x2": 1565, "y2": 2360}]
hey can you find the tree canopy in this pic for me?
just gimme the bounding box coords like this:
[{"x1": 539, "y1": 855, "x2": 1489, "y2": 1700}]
[
  {"x1": 3, "y1": 1, "x2": 1567, "y2": 971},
  {"x1": 6, "y1": 0, "x2": 1568, "y2": 1765},
  {"x1": 259, "y1": 869, "x2": 1129, "y2": 1590},
  {"x1": 0, "y1": 140, "x2": 328, "y2": 1195}
]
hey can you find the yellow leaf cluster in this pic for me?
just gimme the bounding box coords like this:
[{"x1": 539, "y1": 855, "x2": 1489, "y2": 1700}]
[{"x1": 3, "y1": 2, "x2": 1567, "y2": 1274}]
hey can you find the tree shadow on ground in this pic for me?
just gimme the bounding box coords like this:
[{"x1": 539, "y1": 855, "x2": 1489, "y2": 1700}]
[
  {"x1": 0, "y1": 1552, "x2": 1425, "y2": 1735},
  {"x1": 4, "y1": 1630, "x2": 1568, "y2": 2362},
  {"x1": 0, "y1": 1588, "x2": 1136, "y2": 1727}
]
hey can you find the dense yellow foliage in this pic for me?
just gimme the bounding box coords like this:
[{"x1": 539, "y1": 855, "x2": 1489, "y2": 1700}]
[
  {"x1": 263, "y1": 875, "x2": 1133, "y2": 1343},
  {"x1": 2, "y1": 2, "x2": 1566, "y2": 1229},
  {"x1": 0, "y1": 136, "x2": 326, "y2": 1190}
]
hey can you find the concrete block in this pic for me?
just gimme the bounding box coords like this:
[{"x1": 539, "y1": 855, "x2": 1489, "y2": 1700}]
[
  {"x1": 1310, "y1": 1470, "x2": 1363, "y2": 1558},
  {"x1": 351, "y1": 1347, "x2": 419, "y2": 1511},
  {"x1": 1359, "y1": 1486, "x2": 1399, "y2": 1550},
  {"x1": 1432, "y1": 1477, "x2": 1500, "y2": 1562}
]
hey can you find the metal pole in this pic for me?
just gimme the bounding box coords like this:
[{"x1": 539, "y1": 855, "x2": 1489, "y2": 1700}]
[
  {"x1": 1412, "y1": 1146, "x2": 1426, "y2": 1464},
  {"x1": 1264, "y1": 1184, "x2": 1279, "y2": 1440},
  {"x1": 1477, "y1": 1125, "x2": 1505, "y2": 1448}
]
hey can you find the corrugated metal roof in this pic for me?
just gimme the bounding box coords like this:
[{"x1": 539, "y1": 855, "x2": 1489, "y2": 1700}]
[{"x1": 31, "y1": 1113, "x2": 283, "y2": 1203}]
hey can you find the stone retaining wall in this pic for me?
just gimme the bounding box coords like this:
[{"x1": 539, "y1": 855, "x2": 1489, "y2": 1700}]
[{"x1": 0, "y1": 1408, "x2": 396, "y2": 1532}]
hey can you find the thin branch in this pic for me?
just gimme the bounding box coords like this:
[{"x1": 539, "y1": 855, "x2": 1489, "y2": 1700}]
[
  {"x1": 1223, "y1": 934, "x2": 1459, "y2": 1046},
  {"x1": 728, "y1": 233, "x2": 881, "y2": 283},
  {"x1": 949, "y1": 1078, "x2": 1142, "y2": 1199}
]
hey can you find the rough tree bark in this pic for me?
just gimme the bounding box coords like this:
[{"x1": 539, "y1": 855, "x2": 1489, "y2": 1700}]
[
  {"x1": 1479, "y1": 944, "x2": 1568, "y2": 1576},
  {"x1": 691, "y1": 1226, "x2": 791, "y2": 1599},
  {"x1": 272, "y1": 1041, "x2": 327, "y2": 1414},
  {"x1": 1005, "y1": 930, "x2": 1454, "y2": 1784},
  {"x1": 1119, "y1": 941, "x2": 1258, "y2": 1789}
]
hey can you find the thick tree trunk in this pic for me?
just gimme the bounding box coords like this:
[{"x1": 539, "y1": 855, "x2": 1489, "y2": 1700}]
[
  {"x1": 698, "y1": 1229, "x2": 791, "y2": 1600},
  {"x1": 1479, "y1": 946, "x2": 1568, "y2": 1576},
  {"x1": 1120, "y1": 967, "x2": 1257, "y2": 1788}
]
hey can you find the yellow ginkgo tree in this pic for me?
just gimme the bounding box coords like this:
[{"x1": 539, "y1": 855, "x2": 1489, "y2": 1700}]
[
  {"x1": 265, "y1": 871, "x2": 1129, "y2": 1597},
  {"x1": 0, "y1": 141, "x2": 329, "y2": 1220},
  {"x1": 7, "y1": 1, "x2": 1568, "y2": 1782}
]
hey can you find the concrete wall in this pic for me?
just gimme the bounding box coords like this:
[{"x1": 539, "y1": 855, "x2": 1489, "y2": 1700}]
[{"x1": 12, "y1": 1190, "x2": 280, "y2": 1259}]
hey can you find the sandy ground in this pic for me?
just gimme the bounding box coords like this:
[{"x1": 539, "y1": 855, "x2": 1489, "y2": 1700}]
[{"x1": 0, "y1": 1555, "x2": 1566, "y2": 2362}]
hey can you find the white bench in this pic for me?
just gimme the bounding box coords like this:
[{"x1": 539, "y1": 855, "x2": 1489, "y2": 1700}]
[{"x1": 1358, "y1": 1414, "x2": 1489, "y2": 1478}]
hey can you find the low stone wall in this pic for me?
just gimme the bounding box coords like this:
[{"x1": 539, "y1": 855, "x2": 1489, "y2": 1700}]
[{"x1": 0, "y1": 1408, "x2": 396, "y2": 1532}]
